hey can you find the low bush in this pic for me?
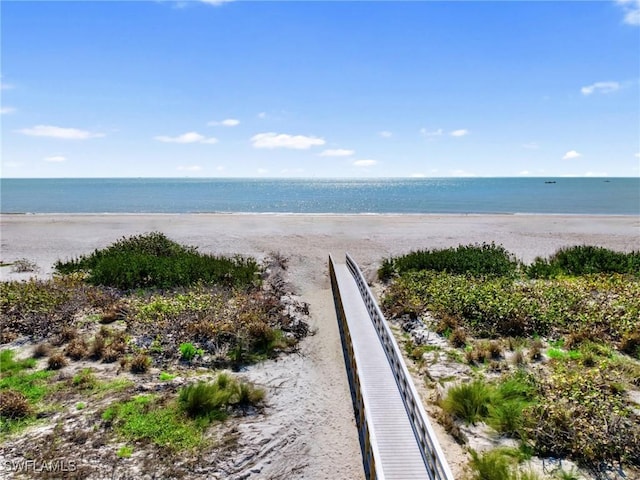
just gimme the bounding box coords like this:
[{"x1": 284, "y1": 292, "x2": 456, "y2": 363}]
[
  {"x1": 527, "y1": 245, "x2": 640, "y2": 278},
  {"x1": 523, "y1": 364, "x2": 640, "y2": 467},
  {"x1": 379, "y1": 242, "x2": 519, "y2": 281},
  {"x1": 0, "y1": 276, "x2": 117, "y2": 341},
  {"x1": 55, "y1": 232, "x2": 261, "y2": 290},
  {"x1": 383, "y1": 271, "x2": 639, "y2": 342}
]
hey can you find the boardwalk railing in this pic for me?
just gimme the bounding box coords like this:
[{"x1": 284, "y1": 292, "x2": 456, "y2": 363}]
[
  {"x1": 331, "y1": 253, "x2": 454, "y2": 480},
  {"x1": 329, "y1": 254, "x2": 382, "y2": 479}
]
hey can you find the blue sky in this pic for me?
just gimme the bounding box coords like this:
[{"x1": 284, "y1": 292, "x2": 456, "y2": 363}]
[{"x1": 2, "y1": 0, "x2": 639, "y2": 178}]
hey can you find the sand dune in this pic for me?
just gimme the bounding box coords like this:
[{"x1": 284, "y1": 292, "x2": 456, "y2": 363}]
[{"x1": 1, "y1": 213, "x2": 638, "y2": 478}]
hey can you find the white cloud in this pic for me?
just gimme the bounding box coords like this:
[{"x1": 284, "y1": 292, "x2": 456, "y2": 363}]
[
  {"x1": 257, "y1": 112, "x2": 267, "y2": 119},
  {"x1": 634, "y1": 152, "x2": 640, "y2": 158},
  {"x1": 519, "y1": 170, "x2": 531, "y2": 175},
  {"x1": 562, "y1": 150, "x2": 582, "y2": 160},
  {"x1": 450, "y1": 129, "x2": 469, "y2": 137},
  {"x1": 257, "y1": 168, "x2": 269, "y2": 174},
  {"x1": 17, "y1": 125, "x2": 105, "y2": 140},
  {"x1": 581, "y1": 81, "x2": 621, "y2": 96},
  {"x1": 1, "y1": 107, "x2": 16, "y2": 115},
  {"x1": 411, "y1": 173, "x2": 426, "y2": 178},
  {"x1": 378, "y1": 131, "x2": 393, "y2": 138},
  {"x1": 154, "y1": 132, "x2": 218, "y2": 144},
  {"x1": 251, "y1": 132, "x2": 325, "y2": 149},
  {"x1": 319, "y1": 149, "x2": 355, "y2": 157},
  {"x1": 522, "y1": 142, "x2": 539, "y2": 150},
  {"x1": 616, "y1": 0, "x2": 640, "y2": 25},
  {"x1": 584, "y1": 171, "x2": 609, "y2": 177},
  {"x1": 44, "y1": 155, "x2": 66, "y2": 163},
  {"x1": 0, "y1": 82, "x2": 14, "y2": 90},
  {"x1": 208, "y1": 118, "x2": 240, "y2": 127},
  {"x1": 420, "y1": 128, "x2": 443, "y2": 137},
  {"x1": 177, "y1": 165, "x2": 203, "y2": 172},
  {"x1": 353, "y1": 159, "x2": 377, "y2": 167}
]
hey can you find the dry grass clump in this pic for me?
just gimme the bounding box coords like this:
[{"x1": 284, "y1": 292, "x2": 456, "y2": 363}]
[
  {"x1": 620, "y1": 330, "x2": 640, "y2": 358},
  {"x1": 130, "y1": 354, "x2": 151, "y2": 374},
  {"x1": 65, "y1": 337, "x2": 89, "y2": 360},
  {"x1": 90, "y1": 334, "x2": 107, "y2": 360},
  {"x1": 450, "y1": 327, "x2": 467, "y2": 348},
  {"x1": 52, "y1": 325, "x2": 78, "y2": 346},
  {"x1": 10, "y1": 258, "x2": 39, "y2": 273},
  {"x1": 436, "y1": 409, "x2": 468, "y2": 445},
  {"x1": 466, "y1": 340, "x2": 503, "y2": 365},
  {"x1": 488, "y1": 340, "x2": 503, "y2": 359},
  {"x1": 0, "y1": 389, "x2": 32, "y2": 419},
  {"x1": 511, "y1": 349, "x2": 527, "y2": 367},
  {"x1": 100, "y1": 301, "x2": 129, "y2": 324},
  {"x1": 528, "y1": 339, "x2": 544, "y2": 361},
  {"x1": 32, "y1": 343, "x2": 51, "y2": 358},
  {"x1": 47, "y1": 351, "x2": 67, "y2": 370}
]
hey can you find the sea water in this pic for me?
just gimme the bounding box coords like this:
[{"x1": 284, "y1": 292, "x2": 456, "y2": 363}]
[{"x1": 1, "y1": 177, "x2": 638, "y2": 215}]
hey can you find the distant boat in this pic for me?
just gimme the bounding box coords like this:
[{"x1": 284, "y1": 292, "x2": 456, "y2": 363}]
[{"x1": 544, "y1": 181, "x2": 557, "y2": 184}]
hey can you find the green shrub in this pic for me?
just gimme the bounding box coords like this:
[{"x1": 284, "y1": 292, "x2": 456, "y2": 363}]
[
  {"x1": 55, "y1": 232, "x2": 260, "y2": 290},
  {"x1": 442, "y1": 379, "x2": 492, "y2": 425},
  {"x1": 179, "y1": 381, "x2": 232, "y2": 420},
  {"x1": 527, "y1": 246, "x2": 640, "y2": 278},
  {"x1": 379, "y1": 243, "x2": 519, "y2": 280},
  {"x1": 487, "y1": 374, "x2": 537, "y2": 435},
  {"x1": 178, "y1": 374, "x2": 265, "y2": 421},
  {"x1": 468, "y1": 448, "x2": 518, "y2": 480},
  {"x1": 179, "y1": 342, "x2": 203, "y2": 362}
]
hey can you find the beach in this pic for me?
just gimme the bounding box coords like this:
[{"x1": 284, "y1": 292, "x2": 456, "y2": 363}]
[{"x1": 1, "y1": 213, "x2": 638, "y2": 479}]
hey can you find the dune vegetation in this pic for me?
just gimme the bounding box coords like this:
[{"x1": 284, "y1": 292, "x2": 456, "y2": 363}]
[
  {"x1": 0, "y1": 233, "x2": 309, "y2": 477},
  {"x1": 380, "y1": 244, "x2": 640, "y2": 479}
]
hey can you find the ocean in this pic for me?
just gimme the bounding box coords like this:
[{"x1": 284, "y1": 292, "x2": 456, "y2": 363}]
[{"x1": 1, "y1": 178, "x2": 638, "y2": 215}]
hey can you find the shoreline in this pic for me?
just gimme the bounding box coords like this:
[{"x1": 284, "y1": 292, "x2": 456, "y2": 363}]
[{"x1": 3, "y1": 212, "x2": 639, "y2": 217}]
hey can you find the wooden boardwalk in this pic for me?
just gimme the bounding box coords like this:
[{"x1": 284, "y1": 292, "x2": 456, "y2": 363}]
[{"x1": 330, "y1": 255, "x2": 453, "y2": 480}]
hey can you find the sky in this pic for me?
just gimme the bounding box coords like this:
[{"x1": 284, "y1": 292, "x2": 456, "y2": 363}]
[{"x1": 1, "y1": 0, "x2": 639, "y2": 178}]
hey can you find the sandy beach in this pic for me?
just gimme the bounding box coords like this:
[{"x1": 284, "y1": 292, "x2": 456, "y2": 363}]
[{"x1": 1, "y1": 213, "x2": 639, "y2": 479}]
